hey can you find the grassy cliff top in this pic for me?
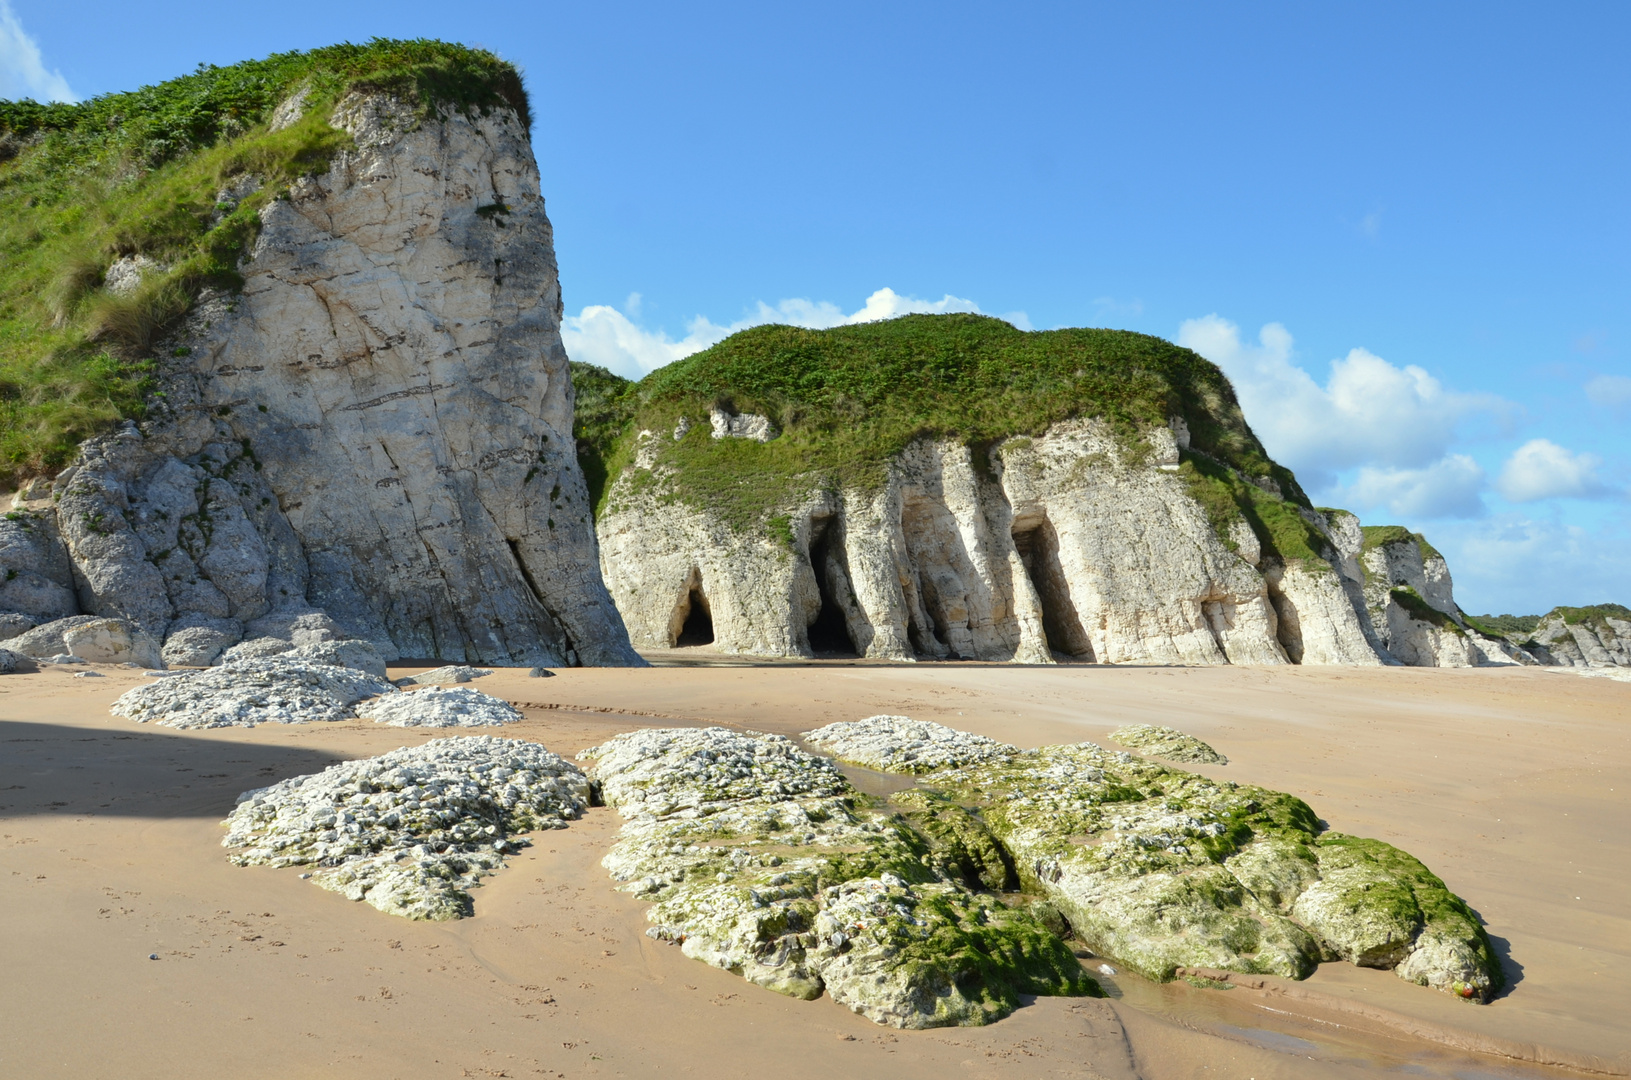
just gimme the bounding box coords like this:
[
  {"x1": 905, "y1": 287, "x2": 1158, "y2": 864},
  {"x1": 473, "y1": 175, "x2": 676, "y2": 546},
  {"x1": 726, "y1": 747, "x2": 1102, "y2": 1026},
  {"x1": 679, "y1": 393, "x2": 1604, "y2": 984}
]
[
  {"x1": 1548, "y1": 603, "x2": 1630, "y2": 626},
  {"x1": 1360, "y1": 524, "x2": 1443, "y2": 561},
  {"x1": 575, "y1": 316, "x2": 1332, "y2": 563},
  {"x1": 0, "y1": 40, "x2": 527, "y2": 486}
]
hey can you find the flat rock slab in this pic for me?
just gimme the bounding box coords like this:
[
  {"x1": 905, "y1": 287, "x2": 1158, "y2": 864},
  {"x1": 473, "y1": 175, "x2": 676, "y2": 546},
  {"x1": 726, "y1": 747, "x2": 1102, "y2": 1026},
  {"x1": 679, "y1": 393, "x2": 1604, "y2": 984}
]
[
  {"x1": 396, "y1": 665, "x2": 494, "y2": 686},
  {"x1": 1109, "y1": 724, "x2": 1228, "y2": 764},
  {"x1": 357, "y1": 686, "x2": 521, "y2": 727},
  {"x1": 111, "y1": 657, "x2": 397, "y2": 728},
  {"x1": 803, "y1": 715, "x2": 1017, "y2": 773},
  {"x1": 223, "y1": 735, "x2": 589, "y2": 919}
]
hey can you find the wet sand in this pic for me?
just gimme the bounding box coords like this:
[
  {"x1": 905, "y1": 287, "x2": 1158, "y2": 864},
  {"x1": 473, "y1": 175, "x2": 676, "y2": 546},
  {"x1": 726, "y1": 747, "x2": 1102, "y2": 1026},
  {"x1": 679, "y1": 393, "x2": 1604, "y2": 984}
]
[{"x1": 1, "y1": 658, "x2": 1626, "y2": 1079}]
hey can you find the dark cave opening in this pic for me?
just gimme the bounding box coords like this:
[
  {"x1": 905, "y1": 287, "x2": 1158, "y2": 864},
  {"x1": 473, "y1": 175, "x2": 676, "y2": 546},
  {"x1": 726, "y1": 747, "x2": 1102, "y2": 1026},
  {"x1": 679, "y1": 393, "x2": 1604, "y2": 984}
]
[
  {"x1": 675, "y1": 585, "x2": 714, "y2": 647},
  {"x1": 1012, "y1": 515, "x2": 1093, "y2": 660},
  {"x1": 807, "y1": 518, "x2": 859, "y2": 657}
]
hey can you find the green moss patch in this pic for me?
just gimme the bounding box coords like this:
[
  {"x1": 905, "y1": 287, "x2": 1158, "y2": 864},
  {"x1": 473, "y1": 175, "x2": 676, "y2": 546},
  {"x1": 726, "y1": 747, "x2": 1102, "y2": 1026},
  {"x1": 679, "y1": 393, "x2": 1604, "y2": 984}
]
[{"x1": 0, "y1": 40, "x2": 527, "y2": 485}]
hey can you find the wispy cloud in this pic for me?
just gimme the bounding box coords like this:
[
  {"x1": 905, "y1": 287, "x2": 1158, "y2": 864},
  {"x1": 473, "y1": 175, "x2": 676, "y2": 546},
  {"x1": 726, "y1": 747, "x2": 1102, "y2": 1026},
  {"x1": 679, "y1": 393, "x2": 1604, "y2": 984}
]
[
  {"x1": 0, "y1": 1, "x2": 74, "y2": 103},
  {"x1": 563, "y1": 287, "x2": 1025, "y2": 380},
  {"x1": 1586, "y1": 374, "x2": 1631, "y2": 410}
]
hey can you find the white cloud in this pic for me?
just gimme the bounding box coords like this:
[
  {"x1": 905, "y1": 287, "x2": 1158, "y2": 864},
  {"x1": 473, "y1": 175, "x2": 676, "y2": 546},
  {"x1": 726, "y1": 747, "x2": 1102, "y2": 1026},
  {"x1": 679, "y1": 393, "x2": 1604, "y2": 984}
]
[
  {"x1": 563, "y1": 287, "x2": 1019, "y2": 380},
  {"x1": 1176, "y1": 315, "x2": 1505, "y2": 486},
  {"x1": 1338, "y1": 455, "x2": 1487, "y2": 519},
  {"x1": 1586, "y1": 374, "x2": 1631, "y2": 409},
  {"x1": 1495, "y1": 438, "x2": 1614, "y2": 503},
  {"x1": 0, "y1": 1, "x2": 74, "y2": 102}
]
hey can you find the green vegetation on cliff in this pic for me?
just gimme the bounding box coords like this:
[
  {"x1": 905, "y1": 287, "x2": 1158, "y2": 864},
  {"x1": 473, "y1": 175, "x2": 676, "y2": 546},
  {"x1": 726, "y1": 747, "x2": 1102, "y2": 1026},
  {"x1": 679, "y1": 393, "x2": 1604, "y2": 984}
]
[
  {"x1": 0, "y1": 40, "x2": 527, "y2": 485},
  {"x1": 1550, "y1": 602, "x2": 1630, "y2": 627},
  {"x1": 1360, "y1": 524, "x2": 1442, "y2": 562},
  {"x1": 577, "y1": 317, "x2": 1318, "y2": 555},
  {"x1": 1464, "y1": 613, "x2": 1540, "y2": 637}
]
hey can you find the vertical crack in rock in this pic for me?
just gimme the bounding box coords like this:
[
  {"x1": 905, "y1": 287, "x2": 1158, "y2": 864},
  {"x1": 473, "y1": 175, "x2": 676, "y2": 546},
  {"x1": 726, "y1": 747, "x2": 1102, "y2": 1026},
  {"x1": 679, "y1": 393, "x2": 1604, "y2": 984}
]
[
  {"x1": 580, "y1": 727, "x2": 1100, "y2": 1028},
  {"x1": 805, "y1": 717, "x2": 1502, "y2": 1004}
]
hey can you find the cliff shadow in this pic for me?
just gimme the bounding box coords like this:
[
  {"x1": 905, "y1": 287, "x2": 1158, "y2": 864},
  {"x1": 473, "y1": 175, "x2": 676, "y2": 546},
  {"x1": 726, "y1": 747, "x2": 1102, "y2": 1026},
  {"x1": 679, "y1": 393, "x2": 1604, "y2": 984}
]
[
  {"x1": 805, "y1": 515, "x2": 861, "y2": 658},
  {"x1": 1011, "y1": 511, "x2": 1094, "y2": 660},
  {"x1": 0, "y1": 718, "x2": 348, "y2": 820}
]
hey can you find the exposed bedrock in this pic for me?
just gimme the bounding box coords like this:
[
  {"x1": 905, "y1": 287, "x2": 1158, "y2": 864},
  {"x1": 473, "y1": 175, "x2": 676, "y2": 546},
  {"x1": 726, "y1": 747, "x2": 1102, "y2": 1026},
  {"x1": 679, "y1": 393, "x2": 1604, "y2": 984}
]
[
  {"x1": 1, "y1": 92, "x2": 639, "y2": 669},
  {"x1": 806, "y1": 717, "x2": 1503, "y2": 1003},
  {"x1": 600, "y1": 419, "x2": 1390, "y2": 664},
  {"x1": 580, "y1": 727, "x2": 1098, "y2": 1028}
]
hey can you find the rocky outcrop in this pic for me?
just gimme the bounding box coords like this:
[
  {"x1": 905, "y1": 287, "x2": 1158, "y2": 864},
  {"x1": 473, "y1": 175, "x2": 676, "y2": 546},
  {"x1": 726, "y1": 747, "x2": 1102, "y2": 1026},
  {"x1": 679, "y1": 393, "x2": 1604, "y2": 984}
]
[
  {"x1": 223, "y1": 735, "x2": 590, "y2": 919},
  {"x1": 1525, "y1": 606, "x2": 1630, "y2": 669},
  {"x1": 581, "y1": 727, "x2": 1096, "y2": 1028},
  {"x1": 600, "y1": 419, "x2": 1387, "y2": 664},
  {"x1": 1, "y1": 91, "x2": 639, "y2": 669},
  {"x1": 807, "y1": 717, "x2": 1502, "y2": 1003}
]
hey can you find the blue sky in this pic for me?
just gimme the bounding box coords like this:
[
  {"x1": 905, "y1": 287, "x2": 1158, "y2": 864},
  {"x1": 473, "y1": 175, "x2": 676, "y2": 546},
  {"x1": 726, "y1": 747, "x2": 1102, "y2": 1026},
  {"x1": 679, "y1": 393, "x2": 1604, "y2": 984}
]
[{"x1": 6, "y1": 1, "x2": 1628, "y2": 614}]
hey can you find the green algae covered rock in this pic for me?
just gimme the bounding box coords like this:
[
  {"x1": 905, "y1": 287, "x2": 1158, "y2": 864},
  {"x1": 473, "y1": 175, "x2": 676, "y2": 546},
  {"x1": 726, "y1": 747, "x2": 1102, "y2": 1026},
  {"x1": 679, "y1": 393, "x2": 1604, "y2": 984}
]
[
  {"x1": 581, "y1": 727, "x2": 1099, "y2": 1027},
  {"x1": 825, "y1": 719, "x2": 1499, "y2": 1003},
  {"x1": 1109, "y1": 724, "x2": 1228, "y2": 765}
]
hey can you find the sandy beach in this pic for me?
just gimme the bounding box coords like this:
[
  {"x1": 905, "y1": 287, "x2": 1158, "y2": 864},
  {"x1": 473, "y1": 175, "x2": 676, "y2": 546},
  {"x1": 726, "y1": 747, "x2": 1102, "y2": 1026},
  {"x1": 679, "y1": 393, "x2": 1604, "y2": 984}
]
[{"x1": 1, "y1": 658, "x2": 1626, "y2": 1079}]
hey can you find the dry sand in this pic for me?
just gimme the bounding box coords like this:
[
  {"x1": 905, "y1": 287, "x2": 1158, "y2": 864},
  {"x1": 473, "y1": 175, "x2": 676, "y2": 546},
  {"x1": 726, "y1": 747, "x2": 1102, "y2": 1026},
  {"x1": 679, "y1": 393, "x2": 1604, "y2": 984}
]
[{"x1": 1, "y1": 657, "x2": 1626, "y2": 1079}]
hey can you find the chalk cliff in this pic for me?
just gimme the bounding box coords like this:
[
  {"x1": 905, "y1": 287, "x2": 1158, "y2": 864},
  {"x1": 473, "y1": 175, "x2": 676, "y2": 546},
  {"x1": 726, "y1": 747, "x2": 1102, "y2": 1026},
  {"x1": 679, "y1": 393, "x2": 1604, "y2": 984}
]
[
  {"x1": 586, "y1": 318, "x2": 1482, "y2": 666},
  {"x1": 0, "y1": 88, "x2": 639, "y2": 668}
]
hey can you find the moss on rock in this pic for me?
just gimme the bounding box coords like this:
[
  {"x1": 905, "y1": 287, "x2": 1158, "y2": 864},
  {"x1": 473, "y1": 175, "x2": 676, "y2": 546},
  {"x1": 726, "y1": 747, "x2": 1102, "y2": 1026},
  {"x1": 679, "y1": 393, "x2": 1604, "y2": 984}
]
[
  {"x1": 582, "y1": 727, "x2": 1099, "y2": 1027},
  {"x1": 1109, "y1": 724, "x2": 1228, "y2": 765},
  {"x1": 835, "y1": 720, "x2": 1501, "y2": 1002}
]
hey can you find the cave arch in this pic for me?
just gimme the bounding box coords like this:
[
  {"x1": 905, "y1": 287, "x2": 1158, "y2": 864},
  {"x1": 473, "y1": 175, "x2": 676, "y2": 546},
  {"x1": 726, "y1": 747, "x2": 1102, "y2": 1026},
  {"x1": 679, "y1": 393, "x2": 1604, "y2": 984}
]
[
  {"x1": 1011, "y1": 513, "x2": 1093, "y2": 660},
  {"x1": 806, "y1": 516, "x2": 859, "y2": 657},
  {"x1": 669, "y1": 570, "x2": 714, "y2": 647}
]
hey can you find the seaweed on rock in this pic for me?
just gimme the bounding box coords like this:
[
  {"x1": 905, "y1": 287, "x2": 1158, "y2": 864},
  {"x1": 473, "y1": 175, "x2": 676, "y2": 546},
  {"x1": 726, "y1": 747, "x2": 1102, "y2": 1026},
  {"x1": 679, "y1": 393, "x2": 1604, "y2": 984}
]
[
  {"x1": 580, "y1": 727, "x2": 1099, "y2": 1028},
  {"x1": 1109, "y1": 724, "x2": 1229, "y2": 765},
  {"x1": 833, "y1": 718, "x2": 1504, "y2": 1002}
]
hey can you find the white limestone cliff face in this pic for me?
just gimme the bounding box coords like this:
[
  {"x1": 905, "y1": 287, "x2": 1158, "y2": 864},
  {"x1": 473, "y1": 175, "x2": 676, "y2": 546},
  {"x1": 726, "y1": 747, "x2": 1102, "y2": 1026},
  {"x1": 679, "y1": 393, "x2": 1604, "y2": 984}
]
[
  {"x1": 1527, "y1": 610, "x2": 1630, "y2": 668},
  {"x1": 599, "y1": 418, "x2": 1384, "y2": 665},
  {"x1": 1350, "y1": 529, "x2": 1517, "y2": 668},
  {"x1": 0, "y1": 93, "x2": 640, "y2": 668}
]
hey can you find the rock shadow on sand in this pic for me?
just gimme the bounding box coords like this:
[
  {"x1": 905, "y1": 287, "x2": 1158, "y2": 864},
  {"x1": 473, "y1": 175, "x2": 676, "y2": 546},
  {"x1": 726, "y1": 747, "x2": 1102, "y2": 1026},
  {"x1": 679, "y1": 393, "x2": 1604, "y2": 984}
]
[{"x1": 0, "y1": 720, "x2": 348, "y2": 819}]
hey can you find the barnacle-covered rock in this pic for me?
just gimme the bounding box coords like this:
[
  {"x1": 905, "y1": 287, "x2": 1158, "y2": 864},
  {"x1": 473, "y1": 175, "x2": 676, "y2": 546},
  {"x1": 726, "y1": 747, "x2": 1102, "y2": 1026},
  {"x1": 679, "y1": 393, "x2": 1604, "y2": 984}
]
[
  {"x1": 803, "y1": 716, "x2": 1016, "y2": 773},
  {"x1": 111, "y1": 657, "x2": 397, "y2": 728},
  {"x1": 581, "y1": 727, "x2": 1097, "y2": 1027},
  {"x1": 398, "y1": 665, "x2": 494, "y2": 686},
  {"x1": 585, "y1": 726, "x2": 851, "y2": 815},
  {"x1": 223, "y1": 736, "x2": 589, "y2": 919},
  {"x1": 1109, "y1": 724, "x2": 1228, "y2": 765},
  {"x1": 356, "y1": 686, "x2": 521, "y2": 727}
]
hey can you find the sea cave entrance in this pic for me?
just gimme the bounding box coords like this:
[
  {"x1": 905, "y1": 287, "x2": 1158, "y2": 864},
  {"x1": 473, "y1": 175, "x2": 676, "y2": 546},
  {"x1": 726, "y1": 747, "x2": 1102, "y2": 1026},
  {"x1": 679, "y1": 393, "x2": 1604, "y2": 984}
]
[
  {"x1": 806, "y1": 516, "x2": 859, "y2": 657},
  {"x1": 1011, "y1": 514, "x2": 1093, "y2": 660},
  {"x1": 672, "y1": 573, "x2": 715, "y2": 647}
]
